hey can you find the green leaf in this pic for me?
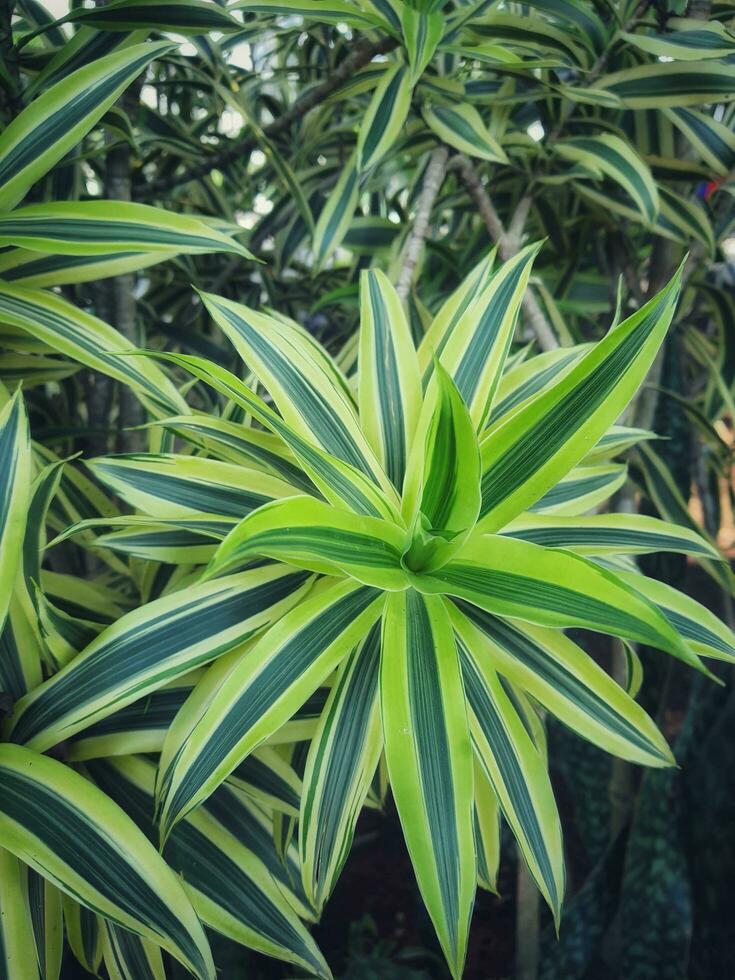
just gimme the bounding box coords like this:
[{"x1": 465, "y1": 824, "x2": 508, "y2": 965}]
[
  {"x1": 357, "y1": 61, "x2": 413, "y2": 172},
  {"x1": 592, "y1": 61, "x2": 735, "y2": 108},
  {"x1": 0, "y1": 42, "x2": 172, "y2": 211},
  {"x1": 359, "y1": 268, "x2": 422, "y2": 488},
  {"x1": 555, "y1": 134, "x2": 659, "y2": 225},
  {"x1": 313, "y1": 152, "x2": 361, "y2": 266},
  {"x1": 477, "y1": 267, "x2": 681, "y2": 531},
  {"x1": 198, "y1": 291, "x2": 396, "y2": 502},
  {"x1": 0, "y1": 745, "x2": 214, "y2": 980},
  {"x1": 156, "y1": 579, "x2": 384, "y2": 840},
  {"x1": 454, "y1": 602, "x2": 673, "y2": 767},
  {"x1": 0, "y1": 202, "x2": 256, "y2": 259},
  {"x1": 90, "y1": 757, "x2": 331, "y2": 979},
  {"x1": 300, "y1": 623, "x2": 383, "y2": 911},
  {"x1": 8, "y1": 565, "x2": 312, "y2": 752},
  {"x1": 0, "y1": 848, "x2": 40, "y2": 980},
  {"x1": 401, "y1": 363, "x2": 481, "y2": 573},
  {"x1": 87, "y1": 453, "x2": 299, "y2": 520},
  {"x1": 503, "y1": 512, "x2": 722, "y2": 560},
  {"x1": 0, "y1": 285, "x2": 186, "y2": 417},
  {"x1": 423, "y1": 101, "x2": 507, "y2": 162},
  {"x1": 69, "y1": 0, "x2": 243, "y2": 33},
  {"x1": 436, "y1": 243, "x2": 542, "y2": 428},
  {"x1": 416, "y1": 533, "x2": 701, "y2": 668},
  {"x1": 0, "y1": 390, "x2": 31, "y2": 635},
  {"x1": 381, "y1": 590, "x2": 475, "y2": 979},
  {"x1": 452, "y1": 613, "x2": 565, "y2": 921},
  {"x1": 102, "y1": 921, "x2": 166, "y2": 980},
  {"x1": 205, "y1": 495, "x2": 410, "y2": 589},
  {"x1": 402, "y1": 7, "x2": 444, "y2": 85}
]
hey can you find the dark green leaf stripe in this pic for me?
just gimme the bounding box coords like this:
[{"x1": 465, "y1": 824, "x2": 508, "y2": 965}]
[
  {"x1": 489, "y1": 348, "x2": 582, "y2": 423},
  {"x1": 68, "y1": 686, "x2": 191, "y2": 756},
  {"x1": 457, "y1": 637, "x2": 559, "y2": 909},
  {"x1": 10, "y1": 570, "x2": 310, "y2": 748},
  {"x1": 161, "y1": 585, "x2": 381, "y2": 833},
  {"x1": 458, "y1": 603, "x2": 669, "y2": 761},
  {"x1": 229, "y1": 525, "x2": 403, "y2": 568},
  {"x1": 480, "y1": 273, "x2": 679, "y2": 519},
  {"x1": 560, "y1": 137, "x2": 657, "y2": 222},
  {"x1": 0, "y1": 763, "x2": 209, "y2": 979},
  {"x1": 316, "y1": 161, "x2": 360, "y2": 264},
  {"x1": 232, "y1": 753, "x2": 300, "y2": 814},
  {"x1": 0, "y1": 217, "x2": 242, "y2": 253},
  {"x1": 594, "y1": 63, "x2": 735, "y2": 107}
]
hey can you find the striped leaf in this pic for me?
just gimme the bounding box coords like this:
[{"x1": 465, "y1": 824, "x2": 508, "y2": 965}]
[
  {"x1": 0, "y1": 247, "x2": 172, "y2": 288},
  {"x1": 620, "y1": 22, "x2": 735, "y2": 61},
  {"x1": 583, "y1": 424, "x2": 655, "y2": 464},
  {"x1": 423, "y1": 101, "x2": 508, "y2": 162},
  {"x1": 401, "y1": 363, "x2": 481, "y2": 573},
  {"x1": 665, "y1": 106, "x2": 735, "y2": 176},
  {"x1": 0, "y1": 202, "x2": 255, "y2": 259},
  {"x1": 402, "y1": 7, "x2": 444, "y2": 85},
  {"x1": 0, "y1": 42, "x2": 171, "y2": 212},
  {"x1": 23, "y1": 866, "x2": 62, "y2": 980},
  {"x1": 156, "y1": 578, "x2": 384, "y2": 840},
  {"x1": 417, "y1": 249, "x2": 496, "y2": 379},
  {"x1": 592, "y1": 62, "x2": 735, "y2": 108},
  {"x1": 198, "y1": 291, "x2": 395, "y2": 501},
  {"x1": 205, "y1": 496, "x2": 409, "y2": 589},
  {"x1": 229, "y1": 746, "x2": 303, "y2": 818},
  {"x1": 87, "y1": 453, "x2": 299, "y2": 520},
  {"x1": 452, "y1": 619, "x2": 564, "y2": 920},
  {"x1": 235, "y1": 0, "x2": 381, "y2": 27},
  {"x1": 141, "y1": 352, "x2": 397, "y2": 520},
  {"x1": 436, "y1": 243, "x2": 541, "y2": 428},
  {"x1": 149, "y1": 414, "x2": 313, "y2": 491},
  {"x1": 313, "y1": 152, "x2": 360, "y2": 267},
  {"x1": 63, "y1": 900, "x2": 102, "y2": 975},
  {"x1": 102, "y1": 922, "x2": 165, "y2": 980},
  {"x1": 8, "y1": 565, "x2": 312, "y2": 752},
  {"x1": 357, "y1": 61, "x2": 413, "y2": 172},
  {"x1": 555, "y1": 134, "x2": 659, "y2": 225},
  {"x1": 69, "y1": 0, "x2": 243, "y2": 32},
  {"x1": 0, "y1": 599, "x2": 43, "y2": 699},
  {"x1": 477, "y1": 266, "x2": 681, "y2": 531},
  {"x1": 0, "y1": 849, "x2": 39, "y2": 980},
  {"x1": 474, "y1": 761, "x2": 500, "y2": 893},
  {"x1": 300, "y1": 623, "x2": 383, "y2": 911},
  {"x1": 527, "y1": 463, "x2": 627, "y2": 515},
  {"x1": 615, "y1": 570, "x2": 735, "y2": 664},
  {"x1": 0, "y1": 390, "x2": 31, "y2": 636},
  {"x1": 89, "y1": 756, "x2": 330, "y2": 978},
  {"x1": 454, "y1": 602, "x2": 673, "y2": 767},
  {"x1": 0, "y1": 285, "x2": 186, "y2": 417},
  {"x1": 0, "y1": 745, "x2": 214, "y2": 980},
  {"x1": 380, "y1": 590, "x2": 475, "y2": 979},
  {"x1": 503, "y1": 512, "x2": 722, "y2": 560},
  {"x1": 416, "y1": 533, "x2": 699, "y2": 667},
  {"x1": 358, "y1": 268, "x2": 422, "y2": 488},
  {"x1": 66, "y1": 677, "x2": 199, "y2": 762}
]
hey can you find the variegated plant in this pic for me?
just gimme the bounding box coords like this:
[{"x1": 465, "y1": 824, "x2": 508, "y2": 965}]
[{"x1": 16, "y1": 247, "x2": 732, "y2": 978}]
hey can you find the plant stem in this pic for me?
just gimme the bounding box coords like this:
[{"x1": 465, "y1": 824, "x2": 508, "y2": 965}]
[{"x1": 395, "y1": 146, "x2": 449, "y2": 302}]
